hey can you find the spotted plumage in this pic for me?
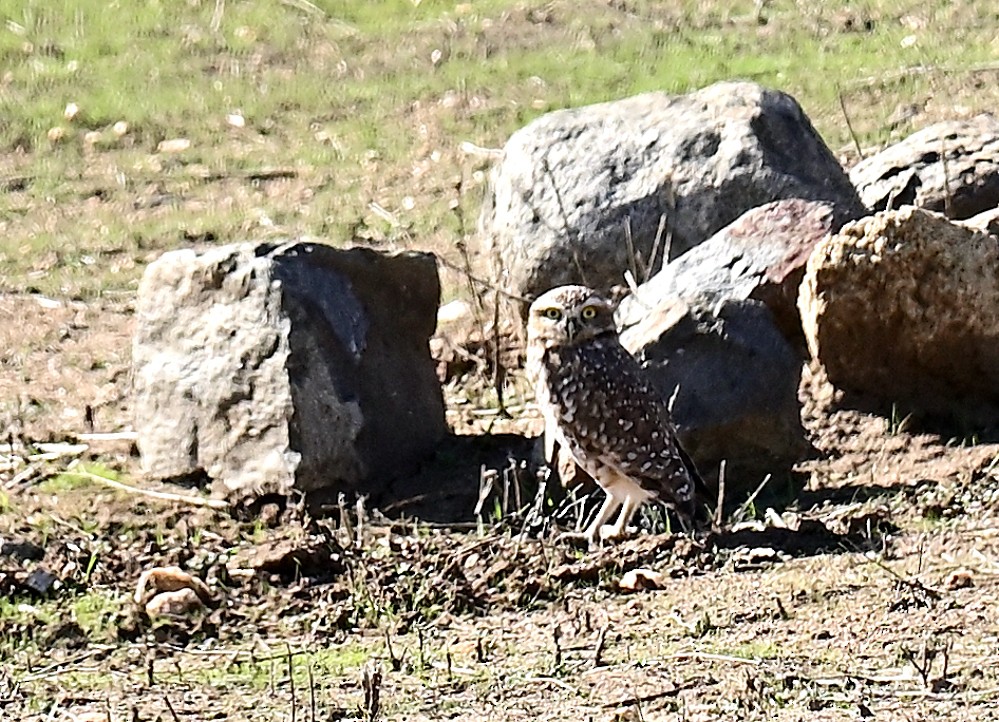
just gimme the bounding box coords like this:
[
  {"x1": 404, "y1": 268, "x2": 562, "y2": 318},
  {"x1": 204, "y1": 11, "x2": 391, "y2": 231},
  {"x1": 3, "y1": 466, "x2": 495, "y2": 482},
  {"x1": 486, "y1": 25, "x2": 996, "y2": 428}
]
[{"x1": 526, "y1": 284, "x2": 704, "y2": 546}]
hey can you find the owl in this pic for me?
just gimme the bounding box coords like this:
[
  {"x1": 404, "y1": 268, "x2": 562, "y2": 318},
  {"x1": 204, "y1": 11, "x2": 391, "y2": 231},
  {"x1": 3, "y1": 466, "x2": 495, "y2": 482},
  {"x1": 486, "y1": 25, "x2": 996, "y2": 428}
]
[{"x1": 526, "y1": 284, "x2": 706, "y2": 546}]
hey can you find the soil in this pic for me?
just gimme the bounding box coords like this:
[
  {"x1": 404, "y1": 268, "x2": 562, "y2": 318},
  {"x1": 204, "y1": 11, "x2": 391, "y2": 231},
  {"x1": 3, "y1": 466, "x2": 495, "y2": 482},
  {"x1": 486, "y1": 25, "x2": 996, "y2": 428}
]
[{"x1": 3, "y1": 294, "x2": 999, "y2": 721}]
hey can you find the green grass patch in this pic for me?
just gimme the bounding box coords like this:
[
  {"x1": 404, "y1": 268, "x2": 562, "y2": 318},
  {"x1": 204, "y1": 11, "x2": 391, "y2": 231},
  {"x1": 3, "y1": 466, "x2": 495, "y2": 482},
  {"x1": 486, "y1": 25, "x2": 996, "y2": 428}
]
[
  {"x1": 37, "y1": 461, "x2": 120, "y2": 493},
  {"x1": 0, "y1": 0, "x2": 997, "y2": 297},
  {"x1": 156, "y1": 641, "x2": 374, "y2": 691}
]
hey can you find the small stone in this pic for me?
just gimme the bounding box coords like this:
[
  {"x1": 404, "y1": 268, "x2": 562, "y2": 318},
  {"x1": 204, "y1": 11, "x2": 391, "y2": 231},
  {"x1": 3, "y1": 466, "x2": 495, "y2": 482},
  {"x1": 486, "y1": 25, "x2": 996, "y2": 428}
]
[
  {"x1": 157, "y1": 138, "x2": 191, "y2": 154},
  {"x1": 0, "y1": 539, "x2": 45, "y2": 562},
  {"x1": 145, "y1": 588, "x2": 202, "y2": 617},
  {"x1": 619, "y1": 568, "x2": 667, "y2": 592},
  {"x1": 944, "y1": 569, "x2": 973, "y2": 590},
  {"x1": 64, "y1": 102, "x2": 80, "y2": 121},
  {"x1": 23, "y1": 568, "x2": 58, "y2": 595},
  {"x1": 134, "y1": 566, "x2": 211, "y2": 604},
  {"x1": 437, "y1": 299, "x2": 472, "y2": 326}
]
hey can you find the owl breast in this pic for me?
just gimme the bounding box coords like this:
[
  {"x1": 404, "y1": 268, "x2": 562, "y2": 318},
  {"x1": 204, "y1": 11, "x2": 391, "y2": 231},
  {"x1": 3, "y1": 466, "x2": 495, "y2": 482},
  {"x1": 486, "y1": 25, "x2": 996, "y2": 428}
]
[{"x1": 537, "y1": 335, "x2": 695, "y2": 505}]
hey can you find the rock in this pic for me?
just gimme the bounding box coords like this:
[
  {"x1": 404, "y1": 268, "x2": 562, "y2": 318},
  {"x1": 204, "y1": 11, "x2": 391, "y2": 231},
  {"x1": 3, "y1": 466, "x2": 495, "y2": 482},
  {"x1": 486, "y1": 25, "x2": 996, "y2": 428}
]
[
  {"x1": 0, "y1": 538, "x2": 45, "y2": 562},
  {"x1": 481, "y1": 81, "x2": 864, "y2": 303},
  {"x1": 961, "y1": 206, "x2": 999, "y2": 237},
  {"x1": 145, "y1": 588, "x2": 203, "y2": 618},
  {"x1": 799, "y1": 206, "x2": 999, "y2": 419},
  {"x1": 618, "y1": 568, "x2": 667, "y2": 592},
  {"x1": 134, "y1": 566, "x2": 212, "y2": 604},
  {"x1": 227, "y1": 536, "x2": 344, "y2": 582},
  {"x1": 618, "y1": 298, "x2": 808, "y2": 497},
  {"x1": 22, "y1": 568, "x2": 58, "y2": 596},
  {"x1": 620, "y1": 198, "x2": 847, "y2": 349},
  {"x1": 133, "y1": 242, "x2": 446, "y2": 502},
  {"x1": 850, "y1": 114, "x2": 999, "y2": 219},
  {"x1": 944, "y1": 569, "x2": 974, "y2": 590}
]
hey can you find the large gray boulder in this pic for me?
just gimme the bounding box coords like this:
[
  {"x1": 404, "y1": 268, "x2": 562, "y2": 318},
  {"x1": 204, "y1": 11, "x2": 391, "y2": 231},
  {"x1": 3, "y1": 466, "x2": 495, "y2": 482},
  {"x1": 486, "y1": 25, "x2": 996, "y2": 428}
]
[
  {"x1": 132, "y1": 241, "x2": 446, "y2": 502},
  {"x1": 618, "y1": 297, "x2": 808, "y2": 497},
  {"x1": 799, "y1": 206, "x2": 999, "y2": 420},
  {"x1": 619, "y1": 198, "x2": 849, "y2": 349},
  {"x1": 850, "y1": 114, "x2": 999, "y2": 219},
  {"x1": 481, "y1": 81, "x2": 865, "y2": 303}
]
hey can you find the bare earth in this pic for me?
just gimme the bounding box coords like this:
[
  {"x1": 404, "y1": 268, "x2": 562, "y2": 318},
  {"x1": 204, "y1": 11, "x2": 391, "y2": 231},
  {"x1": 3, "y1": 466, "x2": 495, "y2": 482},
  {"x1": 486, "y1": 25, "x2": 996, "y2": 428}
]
[{"x1": 3, "y1": 294, "x2": 999, "y2": 721}]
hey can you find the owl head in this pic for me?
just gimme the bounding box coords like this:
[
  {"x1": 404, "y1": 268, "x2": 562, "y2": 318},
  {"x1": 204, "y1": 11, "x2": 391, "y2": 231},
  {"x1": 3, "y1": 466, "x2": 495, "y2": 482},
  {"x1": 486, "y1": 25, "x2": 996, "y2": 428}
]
[{"x1": 526, "y1": 285, "x2": 617, "y2": 348}]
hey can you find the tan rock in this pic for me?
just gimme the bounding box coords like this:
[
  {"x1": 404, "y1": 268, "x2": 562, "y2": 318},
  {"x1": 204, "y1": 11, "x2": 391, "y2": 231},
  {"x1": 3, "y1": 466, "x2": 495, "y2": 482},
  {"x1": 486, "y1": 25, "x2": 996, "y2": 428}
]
[
  {"x1": 134, "y1": 565, "x2": 211, "y2": 603},
  {"x1": 799, "y1": 206, "x2": 999, "y2": 417},
  {"x1": 618, "y1": 568, "x2": 667, "y2": 591},
  {"x1": 157, "y1": 138, "x2": 191, "y2": 154},
  {"x1": 145, "y1": 588, "x2": 203, "y2": 617}
]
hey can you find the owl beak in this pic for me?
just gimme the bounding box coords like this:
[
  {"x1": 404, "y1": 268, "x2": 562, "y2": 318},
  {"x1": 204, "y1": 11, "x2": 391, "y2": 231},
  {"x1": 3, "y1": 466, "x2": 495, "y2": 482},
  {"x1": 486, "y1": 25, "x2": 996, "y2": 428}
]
[{"x1": 565, "y1": 317, "x2": 580, "y2": 341}]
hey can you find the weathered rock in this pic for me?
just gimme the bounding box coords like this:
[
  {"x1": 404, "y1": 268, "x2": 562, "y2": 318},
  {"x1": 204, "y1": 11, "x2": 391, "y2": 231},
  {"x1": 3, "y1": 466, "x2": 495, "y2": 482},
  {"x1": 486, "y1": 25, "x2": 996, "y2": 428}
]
[
  {"x1": 618, "y1": 298, "x2": 808, "y2": 496},
  {"x1": 799, "y1": 206, "x2": 999, "y2": 419},
  {"x1": 961, "y1": 206, "x2": 999, "y2": 237},
  {"x1": 481, "y1": 81, "x2": 865, "y2": 302},
  {"x1": 133, "y1": 242, "x2": 446, "y2": 502},
  {"x1": 850, "y1": 114, "x2": 999, "y2": 219},
  {"x1": 619, "y1": 198, "x2": 846, "y2": 349}
]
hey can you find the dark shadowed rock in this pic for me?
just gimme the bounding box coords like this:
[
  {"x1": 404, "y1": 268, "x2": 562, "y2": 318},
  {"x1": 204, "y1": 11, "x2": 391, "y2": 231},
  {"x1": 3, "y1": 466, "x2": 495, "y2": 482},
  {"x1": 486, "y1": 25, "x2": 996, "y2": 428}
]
[
  {"x1": 133, "y1": 241, "x2": 446, "y2": 503},
  {"x1": 481, "y1": 81, "x2": 864, "y2": 302},
  {"x1": 618, "y1": 297, "x2": 808, "y2": 497},
  {"x1": 850, "y1": 114, "x2": 999, "y2": 219},
  {"x1": 619, "y1": 198, "x2": 849, "y2": 349},
  {"x1": 799, "y1": 206, "x2": 999, "y2": 421},
  {"x1": 0, "y1": 539, "x2": 45, "y2": 562}
]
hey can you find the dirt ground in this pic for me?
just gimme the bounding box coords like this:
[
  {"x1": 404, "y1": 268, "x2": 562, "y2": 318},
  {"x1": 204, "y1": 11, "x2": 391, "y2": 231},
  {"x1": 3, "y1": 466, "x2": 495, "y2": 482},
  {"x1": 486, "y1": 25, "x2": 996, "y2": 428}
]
[{"x1": 3, "y1": 293, "x2": 999, "y2": 721}]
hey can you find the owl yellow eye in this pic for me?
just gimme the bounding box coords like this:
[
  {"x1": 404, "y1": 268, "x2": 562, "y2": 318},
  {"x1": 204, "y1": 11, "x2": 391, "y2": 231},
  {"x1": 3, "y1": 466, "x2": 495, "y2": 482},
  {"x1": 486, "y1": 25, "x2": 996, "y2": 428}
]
[
  {"x1": 581, "y1": 305, "x2": 598, "y2": 320},
  {"x1": 542, "y1": 308, "x2": 562, "y2": 320}
]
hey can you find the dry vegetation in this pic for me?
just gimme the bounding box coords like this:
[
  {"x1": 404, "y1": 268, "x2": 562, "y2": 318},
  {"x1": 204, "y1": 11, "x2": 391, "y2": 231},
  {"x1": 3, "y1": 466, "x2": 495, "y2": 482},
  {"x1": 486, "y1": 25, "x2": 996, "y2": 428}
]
[{"x1": 3, "y1": 1, "x2": 999, "y2": 720}]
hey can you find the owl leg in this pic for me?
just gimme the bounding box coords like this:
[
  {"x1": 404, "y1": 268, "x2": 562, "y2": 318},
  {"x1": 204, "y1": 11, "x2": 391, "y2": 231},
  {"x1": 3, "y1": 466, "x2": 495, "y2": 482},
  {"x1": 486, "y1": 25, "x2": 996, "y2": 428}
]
[
  {"x1": 557, "y1": 491, "x2": 621, "y2": 548},
  {"x1": 599, "y1": 495, "x2": 641, "y2": 541},
  {"x1": 580, "y1": 491, "x2": 622, "y2": 545},
  {"x1": 543, "y1": 414, "x2": 557, "y2": 464}
]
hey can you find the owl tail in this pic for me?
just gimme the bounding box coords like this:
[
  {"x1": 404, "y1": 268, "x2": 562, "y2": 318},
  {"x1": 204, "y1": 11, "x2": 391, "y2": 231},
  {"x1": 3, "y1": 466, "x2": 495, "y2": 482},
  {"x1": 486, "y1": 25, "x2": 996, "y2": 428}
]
[{"x1": 675, "y1": 439, "x2": 716, "y2": 528}]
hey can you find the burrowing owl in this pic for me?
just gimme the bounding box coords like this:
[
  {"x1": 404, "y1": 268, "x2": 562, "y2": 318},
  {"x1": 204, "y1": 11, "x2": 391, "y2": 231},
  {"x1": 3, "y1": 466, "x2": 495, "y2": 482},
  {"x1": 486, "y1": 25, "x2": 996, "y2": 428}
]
[{"x1": 526, "y1": 285, "x2": 705, "y2": 546}]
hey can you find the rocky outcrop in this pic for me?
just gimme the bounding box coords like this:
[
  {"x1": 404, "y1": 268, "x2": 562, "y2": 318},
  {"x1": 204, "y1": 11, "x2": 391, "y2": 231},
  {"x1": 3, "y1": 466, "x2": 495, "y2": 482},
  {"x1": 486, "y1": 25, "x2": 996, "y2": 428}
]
[
  {"x1": 132, "y1": 241, "x2": 446, "y2": 502},
  {"x1": 850, "y1": 114, "x2": 999, "y2": 219},
  {"x1": 618, "y1": 297, "x2": 809, "y2": 497},
  {"x1": 799, "y1": 206, "x2": 999, "y2": 419},
  {"x1": 619, "y1": 198, "x2": 848, "y2": 349},
  {"x1": 481, "y1": 81, "x2": 865, "y2": 303}
]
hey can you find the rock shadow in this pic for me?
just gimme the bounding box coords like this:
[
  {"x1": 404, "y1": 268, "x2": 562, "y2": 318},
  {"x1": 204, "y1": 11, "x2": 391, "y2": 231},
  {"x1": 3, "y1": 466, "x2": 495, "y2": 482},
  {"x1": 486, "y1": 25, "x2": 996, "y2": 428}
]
[{"x1": 308, "y1": 432, "x2": 540, "y2": 524}]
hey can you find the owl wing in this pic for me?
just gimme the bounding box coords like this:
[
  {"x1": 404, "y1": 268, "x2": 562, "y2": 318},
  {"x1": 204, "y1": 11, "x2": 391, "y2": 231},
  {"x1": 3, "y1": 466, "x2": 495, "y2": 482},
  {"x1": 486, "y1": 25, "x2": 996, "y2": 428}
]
[{"x1": 571, "y1": 339, "x2": 701, "y2": 506}]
